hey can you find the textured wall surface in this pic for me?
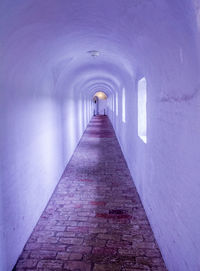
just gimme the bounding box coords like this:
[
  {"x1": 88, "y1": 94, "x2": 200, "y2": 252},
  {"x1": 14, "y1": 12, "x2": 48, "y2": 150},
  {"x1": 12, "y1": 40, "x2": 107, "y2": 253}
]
[{"x1": 0, "y1": 0, "x2": 200, "y2": 270}]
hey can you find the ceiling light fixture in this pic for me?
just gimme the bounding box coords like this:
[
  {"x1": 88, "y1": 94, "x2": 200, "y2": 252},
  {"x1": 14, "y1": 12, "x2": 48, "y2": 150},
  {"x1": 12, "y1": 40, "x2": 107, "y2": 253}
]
[{"x1": 87, "y1": 50, "x2": 100, "y2": 57}]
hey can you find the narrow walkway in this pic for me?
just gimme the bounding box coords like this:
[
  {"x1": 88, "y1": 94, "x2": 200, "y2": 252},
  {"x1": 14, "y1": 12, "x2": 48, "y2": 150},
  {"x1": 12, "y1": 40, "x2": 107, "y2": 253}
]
[{"x1": 15, "y1": 116, "x2": 167, "y2": 271}]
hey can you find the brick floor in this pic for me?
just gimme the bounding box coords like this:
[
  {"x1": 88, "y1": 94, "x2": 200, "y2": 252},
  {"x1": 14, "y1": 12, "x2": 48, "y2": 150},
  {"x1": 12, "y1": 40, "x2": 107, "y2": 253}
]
[{"x1": 14, "y1": 115, "x2": 167, "y2": 271}]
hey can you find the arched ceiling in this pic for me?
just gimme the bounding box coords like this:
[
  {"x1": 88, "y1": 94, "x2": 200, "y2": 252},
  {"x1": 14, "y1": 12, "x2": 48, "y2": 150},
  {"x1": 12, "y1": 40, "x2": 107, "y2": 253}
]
[{"x1": 0, "y1": 0, "x2": 199, "y2": 99}]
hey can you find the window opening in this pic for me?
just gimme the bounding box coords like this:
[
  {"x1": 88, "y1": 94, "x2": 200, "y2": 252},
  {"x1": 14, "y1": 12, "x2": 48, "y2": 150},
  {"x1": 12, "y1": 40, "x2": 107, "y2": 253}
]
[
  {"x1": 122, "y1": 88, "x2": 126, "y2": 123},
  {"x1": 138, "y1": 77, "x2": 147, "y2": 143}
]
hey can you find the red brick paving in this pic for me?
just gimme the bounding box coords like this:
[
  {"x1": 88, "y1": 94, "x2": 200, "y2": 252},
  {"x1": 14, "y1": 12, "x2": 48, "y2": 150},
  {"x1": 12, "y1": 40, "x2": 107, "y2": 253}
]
[{"x1": 14, "y1": 115, "x2": 167, "y2": 271}]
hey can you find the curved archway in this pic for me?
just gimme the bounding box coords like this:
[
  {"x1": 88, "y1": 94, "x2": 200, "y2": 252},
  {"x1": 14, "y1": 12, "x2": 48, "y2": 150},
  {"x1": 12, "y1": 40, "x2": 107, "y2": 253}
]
[{"x1": 93, "y1": 91, "x2": 108, "y2": 115}]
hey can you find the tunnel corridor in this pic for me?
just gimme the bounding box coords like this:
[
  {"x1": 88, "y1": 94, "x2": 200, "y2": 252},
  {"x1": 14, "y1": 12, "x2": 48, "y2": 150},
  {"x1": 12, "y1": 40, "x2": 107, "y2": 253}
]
[{"x1": 1, "y1": 1, "x2": 200, "y2": 271}]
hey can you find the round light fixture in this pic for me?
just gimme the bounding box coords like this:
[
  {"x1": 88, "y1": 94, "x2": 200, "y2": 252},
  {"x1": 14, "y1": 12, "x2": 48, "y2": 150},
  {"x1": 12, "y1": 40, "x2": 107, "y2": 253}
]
[{"x1": 87, "y1": 50, "x2": 100, "y2": 57}]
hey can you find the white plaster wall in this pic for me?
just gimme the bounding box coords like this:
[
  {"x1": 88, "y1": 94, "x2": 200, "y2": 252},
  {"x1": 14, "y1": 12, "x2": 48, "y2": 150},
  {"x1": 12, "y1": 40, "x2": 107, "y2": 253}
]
[
  {"x1": 0, "y1": 75, "x2": 91, "y2": 271},
  {"x1": 145, "y1": 93, "x2": 200, "y2": 271},
  {"x1": 109, "y1": 86, "x2": 200, "y2": 271},
  {"x1": 108, "y1": 30, "x2": 200, "y2": 271}
]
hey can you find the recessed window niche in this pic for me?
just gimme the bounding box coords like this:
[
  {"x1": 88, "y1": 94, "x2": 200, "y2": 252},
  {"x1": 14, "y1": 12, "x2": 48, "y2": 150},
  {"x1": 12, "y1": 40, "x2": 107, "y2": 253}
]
[
  {"x1": 122, "y1": 88, "x2": 126, "y2": 123},
  {"x1": 116, "y1": 92, "x2": 118, "y2": 116},
  {"x1": 138, "y1": 77, "x2": 147, "y2": 143}
]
